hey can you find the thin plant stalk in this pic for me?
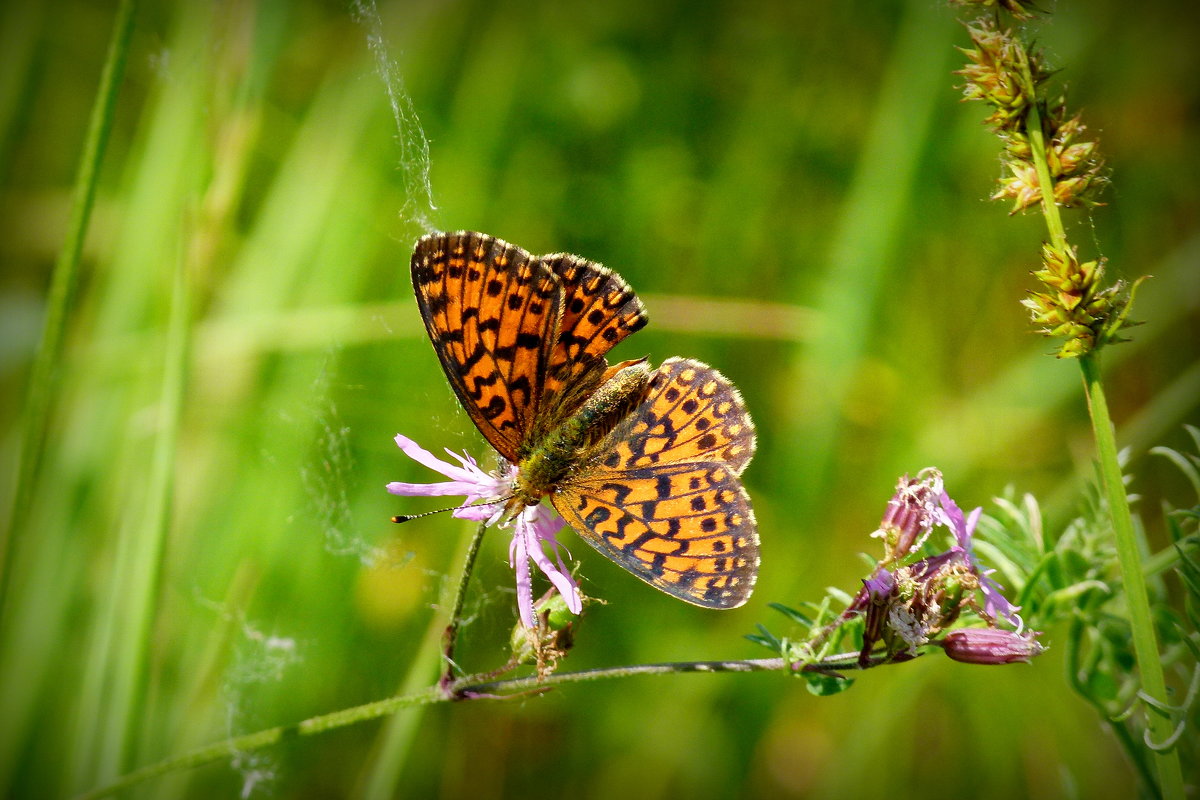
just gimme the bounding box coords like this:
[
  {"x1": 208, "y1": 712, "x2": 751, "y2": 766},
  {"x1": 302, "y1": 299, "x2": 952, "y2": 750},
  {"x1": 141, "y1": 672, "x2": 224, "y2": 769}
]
[
  {"x1": 69, "y1": 221, "x2": 193, "y2": 793},
  {"x1": 79, "y1": 651, "x2": 877, "y2": 800},
  {"x1": 1021, "y1": 97, "x2": 1067, "y2": 250},
  {"x1": 439, "y1": 519, "x2": 489, "y2": 690},
  {"x1": 1019, "y1": 56, "x2": 1186, "y2": 800},
  {"x1": 0, "y1": 0, "x2": 138, "y2": 605},
  {"x1": 1080, "y1": 355, "x2": 1186, "y2": 799}
]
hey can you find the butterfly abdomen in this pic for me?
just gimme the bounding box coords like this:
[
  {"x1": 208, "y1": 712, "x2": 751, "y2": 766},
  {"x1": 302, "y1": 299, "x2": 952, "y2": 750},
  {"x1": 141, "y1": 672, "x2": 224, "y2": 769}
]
[{"x1": 513, "y1": 360, "x2": 652, "y2": 505}]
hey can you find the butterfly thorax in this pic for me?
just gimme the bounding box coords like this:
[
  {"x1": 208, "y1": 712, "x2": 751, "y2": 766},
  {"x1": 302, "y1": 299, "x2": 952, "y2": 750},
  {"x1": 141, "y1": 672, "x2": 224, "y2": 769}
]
[{"x1": 503, "y1": 359, "x2": 652, "y2": 520}]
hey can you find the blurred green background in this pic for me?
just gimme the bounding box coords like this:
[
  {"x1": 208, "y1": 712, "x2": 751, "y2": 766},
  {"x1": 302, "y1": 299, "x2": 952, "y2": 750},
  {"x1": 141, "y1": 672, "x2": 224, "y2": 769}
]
[{"x1": 2, "y1": 0, "x2": 1198, "y2": 797}]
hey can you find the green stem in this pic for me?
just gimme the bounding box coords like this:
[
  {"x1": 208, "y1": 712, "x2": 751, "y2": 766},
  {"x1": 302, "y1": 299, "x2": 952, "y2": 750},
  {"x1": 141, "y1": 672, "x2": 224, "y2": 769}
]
[
  {"x1": 454, "y1": 656, "x2": 788, "y2": 696},
  {"x1": 1016, "y1": 36, "x2": 1182, "y2": 796},
  {"x1": 1080, "y1": 354, "x2": 1185, "y2": 800},
  {"x1": 76, "y1": 686, "x2": 445, "y2": 800},
  {"x1": 1020, "y1": 87, "x2": 1067, "y2": 252},
  {"x1": 77, "y1": 649, "x2": 887, "y2": 799},
  {"x1": 0, "y1": 0, "x2": 138, "y2": 606},
  {"x1": 439, "y1": 520, "x2": 489, "y2": 690}
]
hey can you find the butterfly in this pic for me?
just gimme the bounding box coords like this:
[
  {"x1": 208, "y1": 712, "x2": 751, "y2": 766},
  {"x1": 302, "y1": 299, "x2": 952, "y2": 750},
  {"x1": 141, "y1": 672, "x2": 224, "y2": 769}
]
[{"x1": 410, "y1": 231, "x2": 759, "y2": 608}]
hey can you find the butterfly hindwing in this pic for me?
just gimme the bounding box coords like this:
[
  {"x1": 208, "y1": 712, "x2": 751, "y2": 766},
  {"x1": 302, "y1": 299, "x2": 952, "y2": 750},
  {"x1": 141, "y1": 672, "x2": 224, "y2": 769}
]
[
  {"x1": 551, "y1": 358, "x2": 759, "y2": 608},
  {"x1": 553, "y1": 461, "x2": 758, "y2": 607},
  {"x1": 411, "y1": 231, "x2": 561, "y2": 461},
  {"x1": 605, "y1": 356, "x2": 756, "y2": 474}
]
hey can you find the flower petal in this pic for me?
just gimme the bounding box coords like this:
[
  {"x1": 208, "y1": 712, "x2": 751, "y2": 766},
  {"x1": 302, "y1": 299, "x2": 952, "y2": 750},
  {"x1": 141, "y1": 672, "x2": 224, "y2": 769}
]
[
  {"x1": 864, "y1": 567, "x2": 896, "y2": 601},
  {"x1": 938, "y1": 490, "x2": 971, "y2": 550},
  {"x1": 452, "y1": 502, "x2": 502, "y2": 522},
  {"x1": 509, "y1": 527, "x2": 536, "y2": 629},
  {"x1": 980, "y1": 573, "x2": 1021, "y2": 626},
  {"x1": 964, "y1": 506, "x2": 982, "y2": 544},
  {"x1": 394, "y1": 434, "x2": 476, "y2": 484},
  {"x1": 520, "y1": 510, "x2": 582, "y2": 615},
  {"x1": 386, "y1": 479, "x2": 484, "y2": 497}
]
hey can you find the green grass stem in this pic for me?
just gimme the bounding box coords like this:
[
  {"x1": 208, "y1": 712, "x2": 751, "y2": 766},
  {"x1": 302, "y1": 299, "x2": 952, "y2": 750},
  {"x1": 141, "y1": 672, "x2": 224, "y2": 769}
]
[
  {"x1": 83, "y1": 650, "x2": 893, "y2": 800},
  {"x1": 1017, "y1": 39, "x2": 1186, "y2": 798},
  {"x1": 69, "y1": 221, "x2": 194, "y2": 792},
  {"x1": 1021, "y1": 95, "x2": 1067, "y2": 251},
  {"x1": 1080, "y1": 354, "x2": 1186, "y2": 800},
  {"x1": 1, "y1": 0, "x2": 137, "y2": 605},
  {"x1": 77, "y1": 686, "x2": 445, "y2": 800}
]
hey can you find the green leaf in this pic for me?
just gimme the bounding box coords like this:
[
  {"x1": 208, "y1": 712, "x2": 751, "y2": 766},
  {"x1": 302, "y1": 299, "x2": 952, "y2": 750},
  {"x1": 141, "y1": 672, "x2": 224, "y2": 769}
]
[
  {"x1": 801, "y1": 671, "x2": 855, "y2": 696},
  {"x1": 744, "y1": 634, "x2": 779, "y2": 653},
  {"x1": 826, "y1": 586, "x2": 854, "y2": 606},
  {"x1": 746, "y1": 623, "x2": 783, "y2": 655},
  {"x1": 768, "y1": 602, "x2": 814, "y2": 627}
]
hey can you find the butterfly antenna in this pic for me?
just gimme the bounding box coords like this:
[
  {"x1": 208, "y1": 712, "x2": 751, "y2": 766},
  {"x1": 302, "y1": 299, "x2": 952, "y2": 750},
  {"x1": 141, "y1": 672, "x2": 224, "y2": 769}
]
[
  {"x1": 391, "y1": 495, "x2": 515, "y2": 524},
  {"x1": 390, "y1": 506, "x2": 458, "y2": 524}
]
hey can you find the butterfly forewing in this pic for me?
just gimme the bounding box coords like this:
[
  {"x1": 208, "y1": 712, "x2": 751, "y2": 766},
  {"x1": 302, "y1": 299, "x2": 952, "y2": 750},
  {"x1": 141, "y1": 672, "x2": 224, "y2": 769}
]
[
  {"x1": 411, "y1": 232, "x2": 560, "y2": 461},
  {"x1": 551, "y1": 358, "x2": 759, "y2": 608},
  {"x1": 533, "y1": 253, "x2": 648, "y2": 442}
]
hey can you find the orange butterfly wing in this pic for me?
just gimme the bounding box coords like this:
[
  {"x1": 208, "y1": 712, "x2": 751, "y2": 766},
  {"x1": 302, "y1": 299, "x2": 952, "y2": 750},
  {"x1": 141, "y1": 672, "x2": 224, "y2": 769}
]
[
  {"x1": 552, "y1": 358, "x2": 759, "y2": 608},
  {"x1": 411, "y1": 232, "x2": 561, "y2": 461},
  {"x1": 529, "y1": 252, "x2": 647, "y2": 445},
  {"x1": 411, "y1": 232, "x2": 647, "y2": 459}
]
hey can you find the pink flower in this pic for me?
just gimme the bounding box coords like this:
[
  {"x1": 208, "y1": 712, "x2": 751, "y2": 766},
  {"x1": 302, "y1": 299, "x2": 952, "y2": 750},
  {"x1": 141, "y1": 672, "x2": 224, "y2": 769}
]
[
  {"x1": 507, "y1": 504, "x2": 581, "y2": 628},
  {"x1": 854, "y1": 473, "x2": 1037, "y2": 665},
  {"x1": 874, "y1": 471, "x2": 941, "y2": 560},
  {"x1": 937, "y1": 490, "x2": 1021, "y2": 627},
  {"x1": 386, "y1": 434, "x2": 581, "y2": 627}
]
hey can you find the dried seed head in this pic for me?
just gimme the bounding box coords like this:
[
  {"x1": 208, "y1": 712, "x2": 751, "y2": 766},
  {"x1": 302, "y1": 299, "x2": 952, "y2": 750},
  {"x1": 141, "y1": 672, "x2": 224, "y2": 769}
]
[{"x1": 955, "y1": 20, "x2": 1044, "y2": 134}]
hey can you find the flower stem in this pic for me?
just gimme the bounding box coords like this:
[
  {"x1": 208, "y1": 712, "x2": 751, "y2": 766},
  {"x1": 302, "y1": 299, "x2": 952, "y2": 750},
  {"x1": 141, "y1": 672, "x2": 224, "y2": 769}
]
[
  {"x1": 0, "y1": 0, "x2": 137, "y2": 606},
  {"x1": 1080, "y1": 353, "x2": 1185, "y2": 800},
  {"x1": 75, "y1": 686, "x2": 445, "y2": 800},
  {"x1": 1017, "y1": 33, "x2": 1182, "y2": 792},
  {"x1": 1019, "y1": 75, "x2": 1067, "y2": 251},
  {"x1": 76, "y1": 650, "x2": 887, "y2": 798},
  {"x1": 439, "y1": 520, "x2": 489, "y2": 691},
  {"x1": 1014, "y1": 41, "x2": 1065, "y2": 247}
]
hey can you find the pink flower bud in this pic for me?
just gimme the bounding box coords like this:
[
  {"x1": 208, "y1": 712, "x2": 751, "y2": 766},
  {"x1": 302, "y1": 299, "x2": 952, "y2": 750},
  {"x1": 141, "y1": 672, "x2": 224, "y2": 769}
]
[
  {"x1": 940, "y1": 628, "x2": 1044, "y2": 665},
  {"x1": 877, "y1": 474, "x2": 939, "y2": 559}
]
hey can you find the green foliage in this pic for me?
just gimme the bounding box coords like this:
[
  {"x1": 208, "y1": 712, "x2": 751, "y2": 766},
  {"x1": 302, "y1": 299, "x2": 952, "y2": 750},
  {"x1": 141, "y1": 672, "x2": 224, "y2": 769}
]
[{"x1": 972, "y1": 429, "x2": 1200, "y2": 784}]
